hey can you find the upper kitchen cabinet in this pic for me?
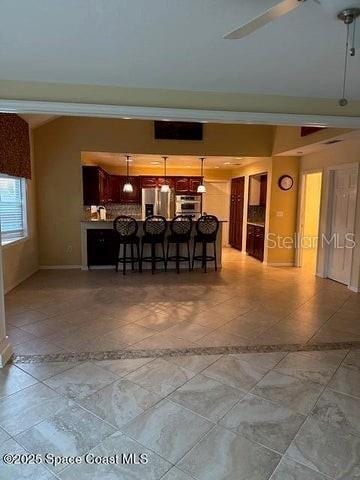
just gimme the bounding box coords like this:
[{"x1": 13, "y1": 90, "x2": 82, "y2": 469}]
[
  {"x1": 260, "y1": 175, "x2": 267, "y2": 205},
  {"x1": 83, "y1": 167, "x2": 141, "y2": 205},
  {"x1": 174, "y1": 177, "x2": 203, "y2": 193},
  {"x1": 141, "y1": 176, "x2": 158, "y2": 188},
  {"x1": 82, "y1": 166, "x2": 109, "y2": 205},
  {"x1": 158, "y1": 177, "x2": 175, "y2": 189},
  {"x1": 107, "y1": 175, "x2": 122, "y2": 203},
  {"x1": 174, "y1": 177, "x2": 190, "y2": 193},
  {"x1": 189, "y1": 177, "x2": 202, "y2": 192}
]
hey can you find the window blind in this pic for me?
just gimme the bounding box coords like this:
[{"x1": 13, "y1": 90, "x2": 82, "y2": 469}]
[{"x1": 0, "y1": 175, "x2": 26, "y2": 241}]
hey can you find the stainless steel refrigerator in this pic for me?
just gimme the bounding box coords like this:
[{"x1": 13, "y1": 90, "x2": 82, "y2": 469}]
[{"x1": 142, "y1": 188, "x2": 175, "y2": 219}]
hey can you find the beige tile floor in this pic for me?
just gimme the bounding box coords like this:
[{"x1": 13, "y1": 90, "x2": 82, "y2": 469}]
[
  {"x1": 4, "y1": 248, "x2": 360, "y2": 356},
  {"x1": 1, "y1": 349, "x2": 360, "y2": 479}
]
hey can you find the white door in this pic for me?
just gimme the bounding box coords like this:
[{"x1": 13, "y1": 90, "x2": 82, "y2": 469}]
[{"x1": 327, "y1": 167, "x2": 357, "y2": 285}]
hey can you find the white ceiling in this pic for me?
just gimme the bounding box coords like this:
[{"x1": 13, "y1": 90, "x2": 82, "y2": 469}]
[
  {"x1": 1, "y1": 0, "x2": 360, "y2": 99},
  {"x1": 82, "y1": 152, "x2": 260, "y2": 170}
]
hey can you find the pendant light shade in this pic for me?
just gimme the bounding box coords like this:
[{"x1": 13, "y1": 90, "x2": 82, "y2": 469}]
[
  {"x1": 123, "y1": 182, "x2": 133, "y2": 193},
  {"x1": 123, "y1": 155, "x2": 133, "y2": 193},
  {"x1": 160, "y1": 184, "x2": 170, "y2": 193},
  {"x1": 160, "y1": 156, "x2": 170, "y2": 192},
  {"x1": 197, "y1": 157, "x2": 206, "y2": 193}
]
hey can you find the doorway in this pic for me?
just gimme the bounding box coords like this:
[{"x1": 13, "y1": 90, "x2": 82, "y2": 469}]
[
  {"x1": 299, "y1": 171, "x2": 322, "y2": 274},
  {"x1": 326, "y1": 166, "x2": 358, "y2": 285}
]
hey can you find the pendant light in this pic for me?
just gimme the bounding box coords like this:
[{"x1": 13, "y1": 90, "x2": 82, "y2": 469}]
[
  {"x1": 160, "y1": 156, "x2": 170, "y2": 193},
  {"x1": 123, "y1": 155, "x2": 133, "y2": 193},
  {"x1": 197, "y1": 157, "x2": 206, "y2": 193}
]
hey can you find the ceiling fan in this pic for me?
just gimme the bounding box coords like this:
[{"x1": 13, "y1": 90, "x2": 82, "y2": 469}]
[{"x1": 223, "y1": 0, "x2": 360, "y2": 105}]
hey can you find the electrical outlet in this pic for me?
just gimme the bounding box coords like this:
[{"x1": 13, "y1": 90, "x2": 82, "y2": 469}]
[
  {"x1": 66, "y1": 245, "x2": 73, "y2": 254},
  {"x1": 276, "y1": 211, "x2": 284, "y2": 217}
]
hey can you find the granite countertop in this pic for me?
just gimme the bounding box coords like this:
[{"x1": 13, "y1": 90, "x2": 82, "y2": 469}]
[{"x1": 82, "y1": 218, "x2": 228, "y2": 223}]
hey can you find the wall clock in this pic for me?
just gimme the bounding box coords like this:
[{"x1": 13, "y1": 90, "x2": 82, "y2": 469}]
[{"x1": 278, "y1": 175, "x2": 294, "y2": 191}]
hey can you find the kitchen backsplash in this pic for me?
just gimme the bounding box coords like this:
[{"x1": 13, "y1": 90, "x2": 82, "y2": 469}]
[
  {"x1": 248, "y1": 205, "x2": 266, "y2": 225},
  {"x1": 83, "y1": 203, "x2": 142, "y2": 220}
]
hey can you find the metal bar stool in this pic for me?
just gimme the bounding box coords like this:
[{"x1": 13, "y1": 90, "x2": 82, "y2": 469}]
[
  {"x1": 192, "y1": 215, "x2": 219, "y2": 272},
  {"x1": 166, "y1": 215, "x2": 192, "y2": 273},
  {"x1": 141, "y1": 215, "x2": 167, "y2": 274},
  {"x1": 113, "y1": 216, "x2": 141, "y2": 275}
]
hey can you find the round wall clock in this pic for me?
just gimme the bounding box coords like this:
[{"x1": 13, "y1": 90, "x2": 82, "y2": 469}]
[{"x1": 278, "y1": 175, "x2": 294, "y2": 191}]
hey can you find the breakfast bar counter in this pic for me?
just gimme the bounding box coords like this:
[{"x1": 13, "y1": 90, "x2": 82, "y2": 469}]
[{"x1": 80, "y1": 219, "x2": 226, "y2": 271}]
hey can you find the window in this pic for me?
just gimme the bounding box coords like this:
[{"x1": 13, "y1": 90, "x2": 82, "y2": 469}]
[{"x1": 0, "y1": 175, "x2": 27, "y2": 245}]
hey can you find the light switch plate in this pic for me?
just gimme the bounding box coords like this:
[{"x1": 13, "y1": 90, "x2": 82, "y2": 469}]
[{"x1": 276, "y1": 211, "x2": 284, "y2": 217}]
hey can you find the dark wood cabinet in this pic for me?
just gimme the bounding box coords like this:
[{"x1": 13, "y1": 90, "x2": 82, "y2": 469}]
[
  {"x1": 83, "y1": 168, "x2": 141, "y2": 205},
  {"x1": 158, "y1": 177, "x2": 175, "y2": 189},
  {"x1": 260, "y1": 175, "x2": 267, "y2": 205},
  {"x1": 254, "y1": 226, "x2": 265, "y2": 261},
  {"x1": 246, "y1": 224, "x2": 264, "y2": 262},
  {"x1": 175, "y1": 177, "x2": 190, "y2": 193},
  {"x1": 87, "y1": 229, "x2": 119, "y2": 267},
  {"x1": 174, "y1": 177, "x2": 202, "y2": 193},
  {"x1": 82, "y1": 166, "x2": 110, "y2": 205},
  {"x1": 246, "y1": 224, "x2": 255, "y2": 256},
  {"x1": 189, "y1": 178, "x2": 202, "y2": 192},
  {"x1": 107, "y1": 175, "x2": 122, "y2": 203},
  {"x1": 229, "y1": 177, "x2": 245, "y2": 250},
  {"x1": 141, "y1": 176, "x2": 158, "y2": 188},
  {"x1": 83, "y1": 169, "x2": 202, "y2": 205}
]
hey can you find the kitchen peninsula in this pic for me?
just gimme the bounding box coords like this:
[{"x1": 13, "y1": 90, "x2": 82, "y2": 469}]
[{"x1": 80, "y1": 218, "x2": 226, "y2": 270}]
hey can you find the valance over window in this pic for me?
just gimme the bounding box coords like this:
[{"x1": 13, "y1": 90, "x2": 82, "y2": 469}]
[{"x1": 0, "y1": 114, "x2": 31, "y2": 179}]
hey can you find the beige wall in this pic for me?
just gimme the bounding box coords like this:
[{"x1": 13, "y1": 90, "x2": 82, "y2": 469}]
[
  {"x1": 2, "y1": 131, "x2": 39, "y2": 292},
  {"x1": 272, "y1": 126, "x2": 353, "y2": 156},
  {"x1": 34, "y1": 117, "x2": 274, "y2": 266},
  {"x1": 267, "y1": 156, "x2": 299, "y2": 265}
]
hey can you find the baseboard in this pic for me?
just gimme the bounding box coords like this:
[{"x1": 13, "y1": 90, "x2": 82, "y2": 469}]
[
  {"x1": 348, "y1": 285, "x2": 360, "y2": 293},
  {"x1": 266, "y1": 262, "x2": 295, "y2": 267},
  {"x1": 0, "y1": 338, "x2": 12, "y2": 367},
  {"x1": 4, "y1": 267, "x2": 39, "y2": 294},
  {"x1": 39, "y1": 265, "x2": 81, "y2": 270}
]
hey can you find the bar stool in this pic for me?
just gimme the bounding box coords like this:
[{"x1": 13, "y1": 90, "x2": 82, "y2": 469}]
[
  {"x1": 141, "y1": 215, "x2": 167, "y2": 274},
  {"x1": 113, "y1": 216, "x2": 141, "y2": 275},
  {"x1": 192, "y1": 215, "x2": 219, "y2": 272},
  {"x1": 166, "y1": 215, "x2": 192, "y2": 273}
]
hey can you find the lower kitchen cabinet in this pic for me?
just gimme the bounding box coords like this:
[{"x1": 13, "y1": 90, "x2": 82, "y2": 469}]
[
  {"x1": 246, "y1": 224, "x2": 264, "y2": 262},
  {"x1": 87, "y1": 229, "x2": 119, "y2": 267}
]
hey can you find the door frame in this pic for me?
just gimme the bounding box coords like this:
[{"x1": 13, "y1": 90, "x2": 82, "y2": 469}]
[
  {"x1": 321, "y1": 162, "x2": 359, "y2": 288},
  {"x1": 295, "y1": 168, "x2": 323, "y2": 271}
]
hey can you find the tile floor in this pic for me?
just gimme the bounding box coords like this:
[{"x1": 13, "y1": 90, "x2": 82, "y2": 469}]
[
  {"x1": 1, "y1": 349, "x2": 360, "y2": 479},
  {"x1": 4, "y1": 248, "x2": 360, "y2": 357}
]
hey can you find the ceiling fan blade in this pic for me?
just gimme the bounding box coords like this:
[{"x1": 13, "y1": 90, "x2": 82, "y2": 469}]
[{"x1": 223, "y1": 0, "x2": 301, "y2": 39}]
